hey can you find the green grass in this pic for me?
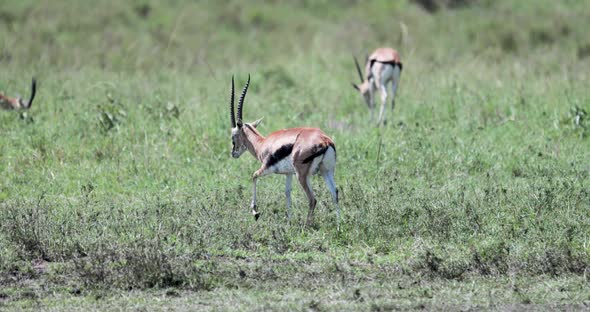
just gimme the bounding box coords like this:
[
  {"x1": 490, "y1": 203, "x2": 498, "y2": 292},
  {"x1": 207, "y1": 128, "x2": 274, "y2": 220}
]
[{"x1": 1, "y1": 0, "x2": 590, "y2": 310}]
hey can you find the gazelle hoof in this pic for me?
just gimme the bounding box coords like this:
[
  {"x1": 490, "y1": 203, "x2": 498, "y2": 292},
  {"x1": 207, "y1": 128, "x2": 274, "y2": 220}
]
[{"x1": 252, "y1": 210, "x2": 261, "y2": 221}]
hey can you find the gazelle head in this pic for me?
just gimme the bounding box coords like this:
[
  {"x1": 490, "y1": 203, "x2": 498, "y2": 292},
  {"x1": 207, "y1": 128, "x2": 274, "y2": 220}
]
[
  {"x1": 351, "y1": 56, "x2": 372, "y2": 108},
  {"x1": 229, "y1": 75, "x2": 262, "y2": 158}
]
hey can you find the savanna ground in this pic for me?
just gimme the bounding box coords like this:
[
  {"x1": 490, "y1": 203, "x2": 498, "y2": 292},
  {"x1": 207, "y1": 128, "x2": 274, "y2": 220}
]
[{"x1": 1, "y1": 0, "x2": 590, "y2": 310}]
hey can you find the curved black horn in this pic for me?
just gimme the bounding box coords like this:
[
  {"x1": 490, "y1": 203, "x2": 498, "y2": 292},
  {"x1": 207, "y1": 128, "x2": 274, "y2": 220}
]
[
  {"x1": 237, "y1": 74, "x2": 250, "y2": 124},
  {"x1": 353, "y1": 56, "x2": 363, "y2": 82},
  {"x1": 25, "y1": 77, "x2": 36, "y2": 109},
  {"x1": 230, "y1": 75, "x2": 236, "y2": 127}
]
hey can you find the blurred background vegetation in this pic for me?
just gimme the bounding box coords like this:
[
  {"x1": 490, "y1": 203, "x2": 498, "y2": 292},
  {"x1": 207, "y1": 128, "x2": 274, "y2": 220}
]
[{"x1": 2, "y1": 0, "x2": 589, "y2": 71}]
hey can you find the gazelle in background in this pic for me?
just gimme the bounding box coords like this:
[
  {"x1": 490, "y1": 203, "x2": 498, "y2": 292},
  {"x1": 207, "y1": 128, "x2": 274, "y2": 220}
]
[
  {"x1": 0, "y1": 78, "x2": 37, "y2": 110},
  {"x1": 352, "y1": 48, "x2": 402, "y2": 126},
  {"x1": 229, "y1": 75, "x2": 340, "y2": 228}
]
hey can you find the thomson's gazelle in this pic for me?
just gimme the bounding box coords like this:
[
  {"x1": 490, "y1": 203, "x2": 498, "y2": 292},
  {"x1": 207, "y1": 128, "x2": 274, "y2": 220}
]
[
  {"x1": 229, "y1": 75, "x2": 340, "y2": 227},
  {"x1": 0, "y1": 78, "x2": 37, "y2": 110},
  {"x1": 352, "y1": 48, "x2": 402, "y2": 126}
]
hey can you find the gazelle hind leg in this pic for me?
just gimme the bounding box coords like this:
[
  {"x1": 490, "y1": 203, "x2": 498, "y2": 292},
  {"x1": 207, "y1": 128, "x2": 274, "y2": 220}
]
[
  {"x1": 372, "y1": 65, "x2": 388, "y2": 126},
  {"x1": 391, "y1": 66, "x2": 401, "y2": 113},
  {"x1": 295, "y1": 166, "x2": 316, "y2": 227},
  {"x1": 368, "y1": 85, "x2": 376, "y2": 121},
  {"x1": 377, "y1": 84, "x2": 388, "y2": 126},
  {"x1": 285, "y1": 174, "x2": 293, "y2": 220},
  {"x1": 320, "y1": 147, "x2": 339, "y2": 229},
  {"x1": 390, "y1": 81, "x2": 398, "y2": 113},
  {"x1": 321, "y1": 170, "x2": 340, "y2": 230}
]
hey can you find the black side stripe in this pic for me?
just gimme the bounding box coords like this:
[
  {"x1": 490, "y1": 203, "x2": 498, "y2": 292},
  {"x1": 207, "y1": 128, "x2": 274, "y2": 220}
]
[
  {"x1": 302, "y1": 143, "x2": 335, "y2": 164},
  {"x1": 374, "y1": 60, "x2": 402, "y2": 66},
  {"x1": 266, "y1": 144, "x2": 294, "y2": 168}
]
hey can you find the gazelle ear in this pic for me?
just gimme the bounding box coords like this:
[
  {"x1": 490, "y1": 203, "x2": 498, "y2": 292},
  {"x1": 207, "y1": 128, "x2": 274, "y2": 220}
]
[
  {"x1": 351, "y1": 83, "x2": 359, "y2": 91},
  {"x1": 252, "y1": 117, "x2": 263, "y2": 128}
]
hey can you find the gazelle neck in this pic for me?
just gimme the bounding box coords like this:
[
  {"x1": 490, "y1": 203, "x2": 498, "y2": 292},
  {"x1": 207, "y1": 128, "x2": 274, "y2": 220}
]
[{"x1": 243, "y1": 124, "x2": 266, "y2": 161}]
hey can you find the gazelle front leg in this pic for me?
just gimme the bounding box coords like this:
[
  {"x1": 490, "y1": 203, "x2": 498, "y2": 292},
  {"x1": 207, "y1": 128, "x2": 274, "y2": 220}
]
[
  {"x1": 251, "y1": 167, "x2": 270, "y2": 220},
  {"x1": 368, "y1": 84, "x2": 376, "y2": 122}
]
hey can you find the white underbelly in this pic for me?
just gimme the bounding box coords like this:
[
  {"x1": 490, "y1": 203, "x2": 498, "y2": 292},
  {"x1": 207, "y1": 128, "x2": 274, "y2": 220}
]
[
  {"x1": 269, "y1": 148, "x2": 333, "y2": 175},
  {"x1": 272, "y1": 158, "x2": 295, "y2": 174}
]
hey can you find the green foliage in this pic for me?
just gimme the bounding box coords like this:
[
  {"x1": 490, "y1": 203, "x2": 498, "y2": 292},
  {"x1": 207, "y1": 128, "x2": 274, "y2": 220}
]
[
  {"x1": 0, "y1": 0, "x2": 589, "y2": 309},
  {"x1": 97, "y1": 93, "x2": 128, "y2": 134}
]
